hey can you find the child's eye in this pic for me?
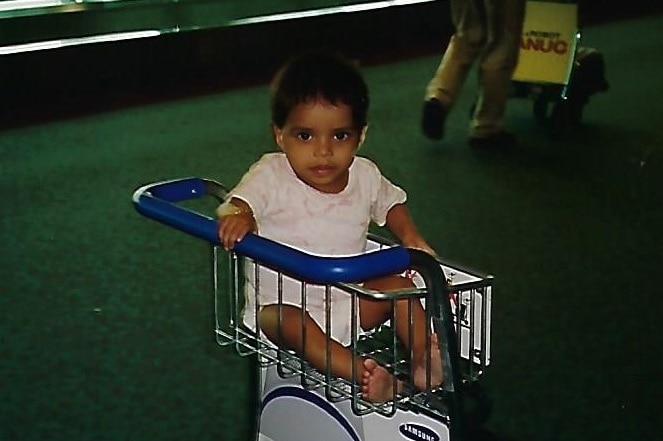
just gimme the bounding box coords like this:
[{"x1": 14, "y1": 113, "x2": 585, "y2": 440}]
[
  {"x1": 334, "y1": 132, "x2": 350, "y2": 141},
  {"x1": 296, "y1": 132, "x2": 312, "y2": 141}
]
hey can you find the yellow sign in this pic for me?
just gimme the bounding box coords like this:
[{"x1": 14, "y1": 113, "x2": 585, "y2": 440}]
[{"x1": 512, "y1": 1, "x2": 578, "y2": 85}]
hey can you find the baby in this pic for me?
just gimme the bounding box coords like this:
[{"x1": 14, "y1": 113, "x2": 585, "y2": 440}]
[{"x1": 217, "y1": 51, "x2": 442, "y2": 402}]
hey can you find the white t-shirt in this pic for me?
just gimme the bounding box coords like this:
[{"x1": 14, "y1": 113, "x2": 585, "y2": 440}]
[{"x1": 229, "y1": 152, "x2": 407, "y2": 345}]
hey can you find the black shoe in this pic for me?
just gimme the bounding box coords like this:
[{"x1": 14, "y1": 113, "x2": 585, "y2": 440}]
[
  {"x1": 468, "y1": 131, "x2": 517, "y2": 149},
  {"x1": 421, "y1": 98, "x2": 448, "y2": 140}
]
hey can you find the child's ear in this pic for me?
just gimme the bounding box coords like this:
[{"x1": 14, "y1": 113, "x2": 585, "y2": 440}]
[
  {"x1": 272, "y1": 124, "x2": 285, "y2": 150},
  {"x1": 358, "y1": 125, "x2": 368, "y2": 149}
]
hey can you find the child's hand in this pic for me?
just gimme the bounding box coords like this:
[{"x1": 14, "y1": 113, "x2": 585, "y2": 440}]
[{"x1": 217, "y1": 201, "x2": 256, "y2": 250}]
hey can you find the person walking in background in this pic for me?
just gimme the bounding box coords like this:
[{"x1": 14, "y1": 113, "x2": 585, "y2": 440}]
[{"x1": 421, "y1": 0, "x2": 526, "y2": 148}]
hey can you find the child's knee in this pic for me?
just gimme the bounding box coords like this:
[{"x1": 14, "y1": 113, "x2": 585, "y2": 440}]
[
  {"x1": 393, "y1": 275, "x2": 416, "y2": 290},
  {"x1": 364, "y1": 274, "x2": 414, "y2": 291},
  {"x1": 258, "y1": 304, "x2": 306, "y2": 343}
]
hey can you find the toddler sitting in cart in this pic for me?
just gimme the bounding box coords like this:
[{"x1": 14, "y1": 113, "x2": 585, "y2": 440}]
[{"x1": 216, "y1": 51, "x2": 442, "y2": 403}]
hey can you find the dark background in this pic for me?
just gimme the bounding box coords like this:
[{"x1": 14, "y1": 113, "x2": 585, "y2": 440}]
[
  {"x1": 1, "y1": 2, "x2": 662, "y2": 441},
  {"x1": 1, "y1": 0, "x2": 661, "y2": 126}
]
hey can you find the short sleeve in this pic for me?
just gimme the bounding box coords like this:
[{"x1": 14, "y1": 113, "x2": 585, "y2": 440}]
[
  {"x1": 359, "y1": 158, "x2": 407, "y2": 226},
  {"x1": 227, "y1": 154, "x2": 279, "y2": 215}
]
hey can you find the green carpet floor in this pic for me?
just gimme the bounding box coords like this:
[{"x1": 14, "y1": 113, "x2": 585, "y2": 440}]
[{"x1": 1, "y1": 13, "x2": 661, "y2": 441}]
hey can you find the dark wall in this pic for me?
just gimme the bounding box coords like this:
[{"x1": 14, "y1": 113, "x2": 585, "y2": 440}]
[
  {"x1": 0, "y1": 1, "x2": 659, "y2": 126},
  {"x1": 0, "y1": 1, "x2": 452, "y2": 126},
  {"x1": 578, "y1": 1, "x2": 662, "y2": 25}
]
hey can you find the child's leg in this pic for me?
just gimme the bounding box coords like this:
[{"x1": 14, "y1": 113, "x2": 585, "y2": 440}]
[
  {"x1": 361, "y1": 275, "x2": 443, "y2": 391},
  {"x1": 258, "y1": 304, "x2": 397, "y2": 402}
]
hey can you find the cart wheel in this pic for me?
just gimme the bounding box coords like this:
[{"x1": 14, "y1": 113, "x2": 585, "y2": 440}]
[
  {"x1": 567, "y1": 97, "x2": 587, "y2": 124},
  {"x1": 550, "y1": 99, "x2": 573, "y2": 138},
  {"x1": 552, "y1": 96, "x2": 589, "y2": 137},
  {"x1": 533, "y1": 96, "x2": 550, "y2": 124}
]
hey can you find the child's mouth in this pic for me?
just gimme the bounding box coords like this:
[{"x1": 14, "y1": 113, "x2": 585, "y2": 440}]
[{"x1": 311, "y1": 165, "x2": 334, "y2": 175}]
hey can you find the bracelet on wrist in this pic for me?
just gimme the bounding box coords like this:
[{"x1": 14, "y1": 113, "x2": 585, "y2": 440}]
[{"x1": 216, "y1": 201, "x2": 252, "y2": 218}]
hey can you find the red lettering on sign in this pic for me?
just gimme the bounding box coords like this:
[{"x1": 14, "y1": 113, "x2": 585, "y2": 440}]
[
  {"x1": 554, "y1": 40, "x2": 568, "y2": 54},
  {"x1": 520, "y1": 37, "x2": 568, "y2": 55}
]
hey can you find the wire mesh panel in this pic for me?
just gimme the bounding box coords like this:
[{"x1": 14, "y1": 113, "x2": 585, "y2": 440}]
[{"x1": 213, "y1": 237, "x2": 492, "y2": 419}]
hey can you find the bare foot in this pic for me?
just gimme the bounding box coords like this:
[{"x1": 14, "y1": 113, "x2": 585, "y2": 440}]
[
  {"x1": 412, "y1": 333, "x2": 444, "y2": 391},
  {"x1": 361, "y1": 358, "x2": 402, "y2": 403}
]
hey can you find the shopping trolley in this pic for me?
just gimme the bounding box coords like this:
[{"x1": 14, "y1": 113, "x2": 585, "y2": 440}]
[
  {"x1": 512, "y1": 1, "x2": 609, "y2": 136},
  {"x1": 133, "y1": 177, "x2": 494, "y2": 441}
]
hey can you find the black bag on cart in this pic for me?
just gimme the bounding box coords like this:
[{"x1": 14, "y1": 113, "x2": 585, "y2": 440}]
[
  {"x1": 536, "y1": 45, "x2": 610, "y2": 135},
  {"x1": 564, "y1": 46, "x2": 610, "y2": 122}
]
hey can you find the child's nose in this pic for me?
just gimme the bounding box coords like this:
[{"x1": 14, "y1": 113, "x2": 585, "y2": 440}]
[{"x1": 314, "y1": 138, "x2": 333, "y2": 157}]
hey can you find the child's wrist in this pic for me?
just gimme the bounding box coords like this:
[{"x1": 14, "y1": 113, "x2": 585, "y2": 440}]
[{"x1": 216, "y1": 201, "x2": 252, "y2": 218}]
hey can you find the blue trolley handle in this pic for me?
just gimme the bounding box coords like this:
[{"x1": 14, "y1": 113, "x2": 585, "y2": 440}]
[{"x1": 132, "y1": 177, "x2": 411, "y2": 284}]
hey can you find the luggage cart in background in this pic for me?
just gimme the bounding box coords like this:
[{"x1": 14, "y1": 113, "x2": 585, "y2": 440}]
[
  {"x1": 133, "y1": 177, "x2": 494, "y2": 441},
  {"x1": 512, "y1": 1, "x2": 609, "y2": 136}
]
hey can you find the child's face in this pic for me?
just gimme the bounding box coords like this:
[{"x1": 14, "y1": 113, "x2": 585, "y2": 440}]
[{"x1": 273, "y1": 98, "x2": 365, "y2": 194}]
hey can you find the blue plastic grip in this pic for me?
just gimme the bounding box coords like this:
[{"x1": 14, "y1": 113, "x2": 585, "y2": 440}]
[
  {"x1": 133, "y1": 178, "x2": 410, "y2": 284},
  {"x1": 146, "y1": 177, "x2": 209, "y2": 202}
]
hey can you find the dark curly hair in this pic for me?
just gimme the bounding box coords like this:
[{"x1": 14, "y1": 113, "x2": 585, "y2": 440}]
[{"x1": 270, "y1": 50, "x2": 369, "y2": 129}]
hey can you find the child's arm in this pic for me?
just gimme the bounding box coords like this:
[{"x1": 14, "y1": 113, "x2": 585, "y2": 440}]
[
  {"x1": 385, "y1": 203, "x2": 436, "y2": 256},
  {"x1": 217, "y1": 197, "x2": 256, "y2": 250}
]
